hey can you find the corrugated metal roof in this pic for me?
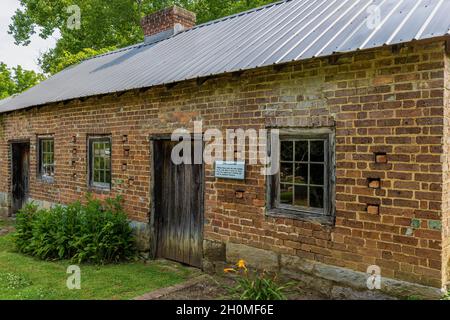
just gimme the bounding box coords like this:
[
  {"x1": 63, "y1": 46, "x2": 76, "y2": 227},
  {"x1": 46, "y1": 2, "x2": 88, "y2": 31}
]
[{"x1": 1, "y1": 0, "x2": 450, "y2": 113}]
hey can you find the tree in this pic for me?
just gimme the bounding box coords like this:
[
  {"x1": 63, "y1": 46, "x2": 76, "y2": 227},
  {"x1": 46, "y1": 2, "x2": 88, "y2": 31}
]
[
  {"x1": 0, "y1": 62, "x2": 45, "y2": 99},
  {"x1": 9, "y1": 0, "x2": 277, "y2": 74}
]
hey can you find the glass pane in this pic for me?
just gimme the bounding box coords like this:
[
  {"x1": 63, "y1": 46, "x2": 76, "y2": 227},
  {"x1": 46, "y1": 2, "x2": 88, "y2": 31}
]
[
  {"x1": 294, "y1": 185, "x2": 308, "y2": 207},
  {"x1": 294, "y1": 163, "x2": 308, "y2": 184},
  {"x1": 94, "y1": 157, "x2": 100, "y2": 170},
  {"x1": 295, "y1": 141, "x2": 308, "y2": 162},
  {"x1": 105, "y1": 170, "x2": 111, "y2": 183},
  {"x1": 280, "y1": 141, "x2": 293, "y2": 161},
  {"x1": 94, "y1": 170, "x2": 100, "y2": 182},
  {"x1": 310, "y1": 186, "x2": 324, "y2": 208},
  {"x1": 94, "y1": 144, "x2": 100, "y2": 155},
  {"x1": 310, "y1": 140, "x2": 324, "y2": 162},
  {"x1": 310, "y1": 164, "x2": 324, "y2": 185},
  {"x1": 280, "y1": 184, "x2": 292, "y2": 204},
  {"x1": 280, "y1": 163, "x2": 293, "y2": 183}
]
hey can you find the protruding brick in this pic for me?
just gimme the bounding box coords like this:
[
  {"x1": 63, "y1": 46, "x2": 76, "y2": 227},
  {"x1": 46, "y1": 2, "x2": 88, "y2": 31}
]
[
  {"x1": 367, "y1": 205, "x2": 380, "y2": 215},
  {"x1": 368, "y1": 178, "x2": 381, "y2": 189},
  {"x1": 375, "y1": 153, "x2": 387, "y2": 164}
]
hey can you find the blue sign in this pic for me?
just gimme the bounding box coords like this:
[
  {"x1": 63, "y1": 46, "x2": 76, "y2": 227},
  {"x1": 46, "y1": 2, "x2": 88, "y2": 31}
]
[{"x1": 214, "y1": 161, "x2": 245, "y2": 180}]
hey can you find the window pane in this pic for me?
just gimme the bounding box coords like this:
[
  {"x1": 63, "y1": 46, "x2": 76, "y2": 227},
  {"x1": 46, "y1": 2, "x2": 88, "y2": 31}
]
[
  {"x1": 40, "y1": 139, "x2": 54, "y2": 177},
  {"x1": 280, "y1": 141, "x2": 293, "y2": 161},
  {"x1": 94, "y1": 169, "x2": 100, "y2": 182},
  {"x1": 90, "y1": 138, "x2": 111, "y2": 186},
  {"x1": 280, "y1": 184, "x2": 292, "y2": 204},
  {"x1": 310, "y1": 186, "x2": 324, "y2": 208},
  {"x1": 294, "y1": 185, "x2": 308, "y2": 207},
  {"x1": 310, "y1": 140, "x2": 324, "y2": 162},
  {"x1": 294, "y1": 163, "x2": 308, "y2": 184},
  {"x1": 295, "y1": 141, "x2": 308, "y2": 162},
  {"x1": 94, "y1": 157, "x2": 100, "y2": 170},
  {"x1": 280, "y1": 163, "x2": 293, "y2": 183},
  {"x1": 310, "y1": 164, "x2": 324, "y2": 185}
]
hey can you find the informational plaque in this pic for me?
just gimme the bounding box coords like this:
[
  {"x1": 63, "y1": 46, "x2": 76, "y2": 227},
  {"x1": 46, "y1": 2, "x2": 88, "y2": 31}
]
[{"x1": 214, "y1": 161, "x2": 245, "y2": 180}]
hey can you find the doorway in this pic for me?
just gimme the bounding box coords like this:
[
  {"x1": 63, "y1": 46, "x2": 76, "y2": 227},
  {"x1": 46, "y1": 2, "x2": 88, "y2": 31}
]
[
  {"x1": 11, "y1": 142, "x2": 30, "y2": 214},
  {"x1": 153, "y1": 139, "x2": 204, "y2": 268}
]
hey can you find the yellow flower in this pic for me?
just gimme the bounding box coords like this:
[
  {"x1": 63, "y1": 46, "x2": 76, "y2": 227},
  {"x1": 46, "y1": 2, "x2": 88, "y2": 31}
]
[
  {"x1": 237, "y1": 259, "x2": 247, "y2": 270},
  {"x1": 223, "y1": 268, "x2": 236, "y2": 273}
]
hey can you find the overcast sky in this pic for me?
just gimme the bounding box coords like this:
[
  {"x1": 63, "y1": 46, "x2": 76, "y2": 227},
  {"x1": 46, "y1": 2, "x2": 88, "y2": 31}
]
[{"x1": 0, "y1": 0, "x2": 58, "y2": 72}]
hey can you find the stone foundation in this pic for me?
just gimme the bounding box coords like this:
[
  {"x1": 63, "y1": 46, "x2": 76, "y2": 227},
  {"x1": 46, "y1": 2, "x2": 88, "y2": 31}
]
[
  {"x1": 0, "y1": 192, "x2": 9, "y2": 218},
  {"x1": 27, "y1": 197, "x2": 56, "y2": 210},
  {"x1": 204, "y1": 240, "x2": 444, "y2": 300},
  {"x1": 129, "y1": 220, "x2": 151, "y2": 255}
]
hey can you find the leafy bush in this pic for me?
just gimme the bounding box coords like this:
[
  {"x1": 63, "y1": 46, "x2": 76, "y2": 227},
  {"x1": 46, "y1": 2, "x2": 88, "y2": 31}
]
[
  {"x1": 224, "y1": 260, "x2": 288, "y2": 300},
  {"x1": 14, "y1": 195, "x2": 136, "y2": 264}
]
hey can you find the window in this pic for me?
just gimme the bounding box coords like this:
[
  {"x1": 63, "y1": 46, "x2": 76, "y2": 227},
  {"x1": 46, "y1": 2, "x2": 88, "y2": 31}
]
[
  {"x1": 269, "y1": 129, "x2": 334, "y2": 220},
  {"x1": 88, "y1": 137, "x2": 111, "y2": 189},
  {"x1": 38, "y1": 138, "x2": 54, "y2": 180}
]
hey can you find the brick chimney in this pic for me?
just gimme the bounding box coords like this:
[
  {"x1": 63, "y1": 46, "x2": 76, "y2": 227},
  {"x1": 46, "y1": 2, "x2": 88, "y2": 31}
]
[{"x1": 141, "y1": 5, "x2": 196, "y2": 44}]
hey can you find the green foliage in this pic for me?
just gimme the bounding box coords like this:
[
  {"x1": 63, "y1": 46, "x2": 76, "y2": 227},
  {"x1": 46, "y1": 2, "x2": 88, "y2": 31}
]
[
  {"x1": 230, "y1": 271, "x2": 288, "y2": 300},
  {"x1": 10, "y1": 0, "x2": 278, "y2": 74},
  {"x1": 0, "y1": 231, "x2": 192, "y2": 300},
  {"x1": 224, "y1": 260, "x2": 288, "y2": 300},
  {"x1": 44, "y1": 47, "x2": 116, "y2": 74},
  {"x1": 0, "y1": 272, "x2": 32, "y2": 290},
  {"x1": 14, "y1": 195, "x2": 136, "y2": 264},
  {"x1": 0, "y1": 62, "x2": 44, "y2": 99}
]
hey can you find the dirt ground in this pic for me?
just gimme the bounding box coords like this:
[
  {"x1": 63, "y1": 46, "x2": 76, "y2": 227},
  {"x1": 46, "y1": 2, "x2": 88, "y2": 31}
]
[
  {"x1": 0, "y1": 216, "x2": 15, "y2": 236},
  {"x1": 152, "y1": 274, "x2": 324, "y2": 300}
]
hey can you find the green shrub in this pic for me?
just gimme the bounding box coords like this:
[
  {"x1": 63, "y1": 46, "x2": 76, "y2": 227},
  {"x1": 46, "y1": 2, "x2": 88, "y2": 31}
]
[{"x1": 14, "y1": 195, "x2": 136, "y2": 264}]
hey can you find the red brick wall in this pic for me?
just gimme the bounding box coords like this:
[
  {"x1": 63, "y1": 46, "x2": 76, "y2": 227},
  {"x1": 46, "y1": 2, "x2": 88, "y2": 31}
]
[
  {"x1": 442, "y1": 51, "x2": 450, "y2": 288},
  {"x1": 0, "y1": 40, "x2": 447, "y2": 288}
]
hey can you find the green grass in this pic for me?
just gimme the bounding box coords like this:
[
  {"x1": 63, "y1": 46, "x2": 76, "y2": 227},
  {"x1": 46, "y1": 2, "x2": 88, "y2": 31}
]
[{"x1": 0, "y1": 231, "x2": 193, "y2": 300}]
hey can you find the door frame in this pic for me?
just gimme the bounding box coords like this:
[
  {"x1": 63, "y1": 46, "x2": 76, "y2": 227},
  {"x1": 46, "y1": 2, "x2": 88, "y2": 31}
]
[
  {"x1": 148, "y1": 134, "x2": 205, "y2": 267},
  {"x1": 9, "y1": 139, "x2": 30, "y2": 215}
]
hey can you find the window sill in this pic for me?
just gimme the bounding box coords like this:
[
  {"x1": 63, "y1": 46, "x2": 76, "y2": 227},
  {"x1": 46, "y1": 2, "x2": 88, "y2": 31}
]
[
  {"x1": 266, "y1": 208, "x2": 334, "y2": 226},
  {"x1": 88, "y1": 185, "x2": 111, "y2": 194},
  {"x1": 37, "y1": 176, "x2": 55, "y2": 184}
]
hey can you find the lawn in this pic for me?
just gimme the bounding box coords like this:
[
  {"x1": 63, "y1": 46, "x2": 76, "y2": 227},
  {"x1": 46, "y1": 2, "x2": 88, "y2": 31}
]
[{"x1": 0, "y1": 220, "x2": 195, "y2": 300}]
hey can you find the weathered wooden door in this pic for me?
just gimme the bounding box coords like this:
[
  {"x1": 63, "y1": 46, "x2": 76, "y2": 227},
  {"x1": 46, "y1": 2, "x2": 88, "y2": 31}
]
[
  {"x1": 153, "y1": 139, "x2": 204, "y2": 267},
  {"x1": 11, "y1": 142, "x2": 30, "y2": 214}
]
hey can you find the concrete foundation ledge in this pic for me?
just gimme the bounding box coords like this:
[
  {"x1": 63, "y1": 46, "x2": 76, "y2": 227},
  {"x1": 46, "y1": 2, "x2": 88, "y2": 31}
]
[
  {"x1": 129, "y1": 220, "x2": 151, "y2": 254},
  {"x1": 219, "y1": 241, "x2": 444, "y2": 300},
  {"x1": 0, "y1": 192, "x2": 9, "y2": 217},
  {"x1": 27, "y1": 198, "x2": 56, "y2": 210}
]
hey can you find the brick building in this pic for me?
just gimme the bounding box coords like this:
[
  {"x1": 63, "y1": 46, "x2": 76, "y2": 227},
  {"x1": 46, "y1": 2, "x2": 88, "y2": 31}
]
[{"x1": 1, "y1": 0, "x2": 450, "y2": 298}]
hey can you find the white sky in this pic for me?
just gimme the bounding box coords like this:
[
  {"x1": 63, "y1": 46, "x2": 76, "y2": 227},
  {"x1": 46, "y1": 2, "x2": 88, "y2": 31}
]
[{"x1": 0, "y1": 0, "x2": 58, "y2": 72}]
